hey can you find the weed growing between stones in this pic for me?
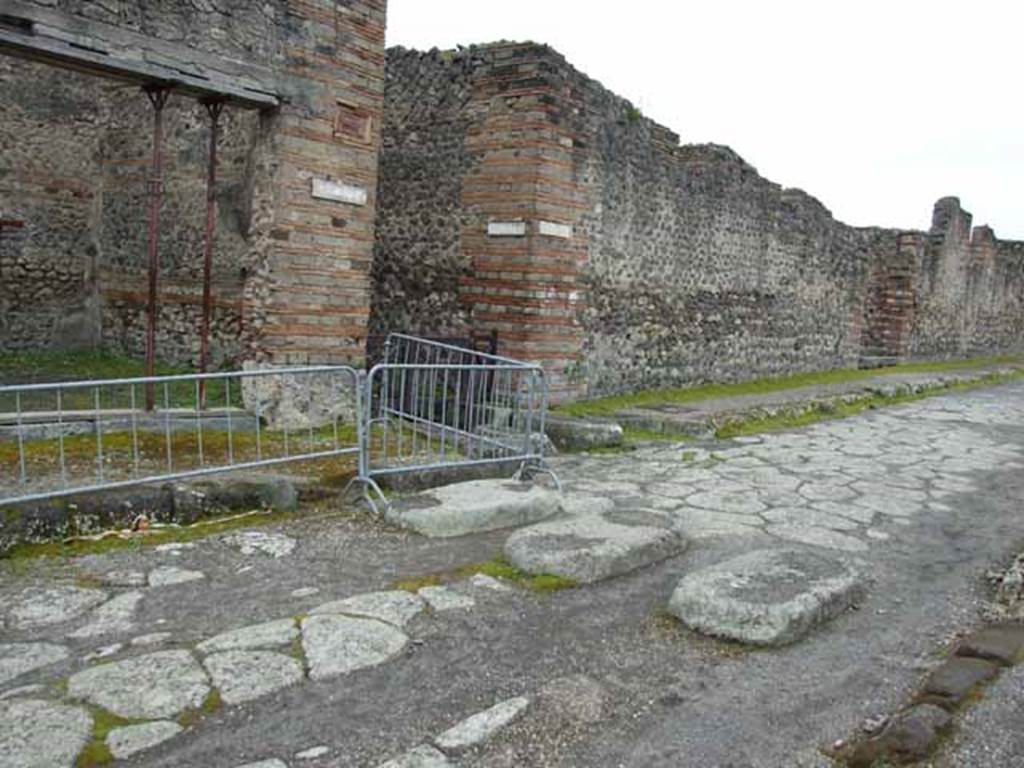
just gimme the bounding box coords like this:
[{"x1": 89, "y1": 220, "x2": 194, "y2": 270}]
[{"x1": 76, "y1": 706, "x2": 145, "y2": 768}]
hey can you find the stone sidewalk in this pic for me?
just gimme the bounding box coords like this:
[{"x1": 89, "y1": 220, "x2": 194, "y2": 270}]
[{"x1": 4, "y1": 381, "x2": 1024, "y2": 766}]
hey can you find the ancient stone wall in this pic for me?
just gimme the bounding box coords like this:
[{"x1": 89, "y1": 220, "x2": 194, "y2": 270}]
[
  {"x1": 0, "y1": 0, "x2": 387, "y2": 368},
  {"x1": 372, "y1": 43, "x2": 1024, "y2": 401}
]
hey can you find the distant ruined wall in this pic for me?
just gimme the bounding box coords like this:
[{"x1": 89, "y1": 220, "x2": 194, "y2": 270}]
[
  {"x1": 0, "y1": 0, "x2": 387, "y2": 368},
  {"x1": 373, "y1": 43, "x2": 1024, "y2": 400}
]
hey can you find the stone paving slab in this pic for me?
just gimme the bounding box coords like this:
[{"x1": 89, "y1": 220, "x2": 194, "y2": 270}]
[
  {"x1": 310, "y1": 590, "x2": 425, "y2": 627},
  {"x1": 301, "y1": 615, "x2": 408, "y2": 681},
  {"x1": 107, "y1": 720, "x2": 183, "y2": 759},
  {"x1": 197, "y1": 619, "x2": 299, "y2": 654},
  {"x1": 434, "y1": 696, "x2": 531, "y2": 754},
  {"x1": 7, "y1": 586, "x2": 107, "y2": 629},
  {"x1": 504, "y1": 509, "x2": 686, "y2": 584},
  {"x1": 669, "y1": 548, "x2": 866, "y2": 645},
  {"x1": 387, "y1": 480, "x2": 561, "y2": 537},
  {"x1": 204, "y1": 650, "x2": 304, "y2": 705},
  {"x1": 67, "y1": 649, "x2": 211, "y2": 719},
  {"x1": 0, "y1": 642, "x2": 68, "y2": 686},
  {"x1": 0, "y1": 698, "x2": 93, "y2": 768}
]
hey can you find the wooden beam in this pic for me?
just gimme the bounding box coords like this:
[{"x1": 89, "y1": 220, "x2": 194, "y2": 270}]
[{"x1": 0, "y1": 1, "x2": 281, "y2": 110}]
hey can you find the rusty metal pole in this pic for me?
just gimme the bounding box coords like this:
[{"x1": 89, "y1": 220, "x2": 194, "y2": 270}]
[
  {"x1": 198, "y1": 99, "x2": 225, "y2": 410},
  {"x1": 144, "y1": 85, "x2": 171, "y2": 411}
]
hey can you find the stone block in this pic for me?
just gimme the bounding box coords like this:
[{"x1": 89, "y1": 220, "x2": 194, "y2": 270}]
[
  {"x1": 955, "y1": 623, "x2": 1024, "y2": 666},
  {"x1": 921, "y1": 656, "x2": 999, "y2": 706},
  {"x1": 668, "y1": 548, "x2": 865, "y2": 646}
]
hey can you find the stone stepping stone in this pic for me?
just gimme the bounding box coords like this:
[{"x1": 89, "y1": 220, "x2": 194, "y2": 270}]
[
  {"x1": 387, "y1": 480, "x2": 561, "y2": 538},
  {"x1": 418, "y1": 586, "x2": 475, "y2": 612},
  {"x1": 203, "y1": 650, "x2": 304, "y2": 705},
  {"x1": 504, "y1": 509, "x2": 686, "y2": 584},
  {"x1": 223, "y1": 531, "x2": 296, "y2": 558},
  {"x1": 377, "y1": 744, "x2": 452, "y2": 767},
  {"x1": 301, "y1": 615, "x2": 408, "y2": 681},
  {"x1": 434, "y1": 696, "x2": 530, "y2": 754},
  {"x1": 107, "y1": 721, "x2": 183, "y2": 759},
  {"x1": 197, "y1": 619, "x2": 299, "y2": 654},
  {"x1": 0, "y1": 642, "x2": 69, "y2": 686},
  {"x1": 69, "y1": 591, "x2": 143, "y2": 639},
  {"x1": 311, "y1": 591, "x2": 425, "y2": 628},
  {"x1": 848, "y1": 703, "x2": 952, "y2": 767},
  {"x1": 68, "y1": 649, "x2": 210, "y2": 719},
  {"x1": 956, "y1": 623, "x2": 1024, "y2": 666},
  {"x1": 765, "y1": 523, "x2": 869, "y2": 553},
  {"x1": 8, "y1": 586, "x2": 107, "y2": 629},
  {"x1": 0, "y1": 698, "x2": 92, "y2": 768},
  {"x1": 296, "y1": 745, "x2": 330, "y2": 760},
  {"x1": 668, "y1": 548, "x2": 866, "y2": 646},
  {"x1": 148, "y1": 567, "x2": 206, "y2": 587},
  {"x1": 921, "y1": 657, "x2": 999, "y2": 706}
]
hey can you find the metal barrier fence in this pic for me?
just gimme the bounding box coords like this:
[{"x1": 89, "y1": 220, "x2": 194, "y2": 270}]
[
  {"x1": 0, "y1": 336, "x2": 557, "y2": 512},
  {"x1": 0, "y1": 366, "x2": 362, "y2": 507},
  {"x1": 358, "y1": 334, "x2": 557, "y2": 512}
]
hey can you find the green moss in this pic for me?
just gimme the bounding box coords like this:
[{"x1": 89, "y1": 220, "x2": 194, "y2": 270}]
[
  {"x1": 5, "y1": 508, "x2": 304, "y2": 561},
  {"x1": 76, "y1": 706, "x2": 143, "y2": 768},
  {"x1": 554, "y1": 356, "x2": 1024, "y2": 420},
  {"x1": 394, "y1": 556, "x2": 577, "y2": 595},
  {"x1": 178, "y1": 689, "x2": 222, "y2": 728},
  {"x1": 713, "y1": 370, "x2": 1024, "y2": 439}
]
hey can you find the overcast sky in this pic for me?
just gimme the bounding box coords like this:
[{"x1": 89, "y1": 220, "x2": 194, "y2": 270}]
[{"x1": 387, "y1": 0, "x2": 1023, "y2": 239}]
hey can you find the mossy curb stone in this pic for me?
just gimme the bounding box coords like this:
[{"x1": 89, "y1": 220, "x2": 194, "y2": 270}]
[
  {"x1": 668, "y1": 548, "x2": 865, "y2": 646},
  {"x1": 504, "y1": 509, "x2": 686, "y2": 584}
]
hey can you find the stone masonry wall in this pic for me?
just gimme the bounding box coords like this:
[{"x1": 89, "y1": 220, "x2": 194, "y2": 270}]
[
  {"x1": 0, "y1": 0, "x2": 387, "y2": 368},
  {"x1": 373, "y1": 43, "x2": 1024, "y2": 401}
]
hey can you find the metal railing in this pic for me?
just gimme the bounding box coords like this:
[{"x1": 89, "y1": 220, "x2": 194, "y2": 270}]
[
  {"x1": 0, "y1": 366, "x2": 362, "y2": 507},
  {"x1": 0, "y1": 335, "x2": 557, "y2": 512},
  {"x1": 358, "y1": 334, "x2": 557, "y2": 512}
]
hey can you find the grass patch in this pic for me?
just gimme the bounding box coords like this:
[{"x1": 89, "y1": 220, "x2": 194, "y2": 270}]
[
  {"x1": 0, "y1": 348, "x2": 243, "y2": 410},
  {"x1": 555, "y1": 355, "x2": 1024, "y2": 420},
  {"x1": 75, "y1": 706, "x2": 145, "y2": 768},
  {"x1": 395, "y1": 556, "x2": 577, "y2": 594},
  {"x1": 4, "y1": 508, "x2": 302, "y2": 561},
  {"x1": 714, "y1": 369, "x2": 1024, "y2": 439}
]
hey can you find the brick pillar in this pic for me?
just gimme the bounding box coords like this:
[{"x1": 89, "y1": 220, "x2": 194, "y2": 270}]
[
  {"x1": 456, "y1": 45, "x2": 586, "y2": 402},
  {"x1": 252, "y1": 0, "x2": 387, "y2": 367}
]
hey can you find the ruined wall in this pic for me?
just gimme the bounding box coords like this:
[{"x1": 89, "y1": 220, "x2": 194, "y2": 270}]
[
  {"x1": 373, "y1": 43, "x2": 1024, "y2": 400},
  {"x1": 0, "y1": 0, "x2": 387, "y2": 367},
  {"x1": 370, "y1": 48, "x2": 477, "y2": 338}
]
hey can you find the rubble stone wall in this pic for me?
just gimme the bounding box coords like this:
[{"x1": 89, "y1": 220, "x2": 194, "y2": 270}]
[{"x1": 0, "y1": 0, "x2": 387, "y2": 368}]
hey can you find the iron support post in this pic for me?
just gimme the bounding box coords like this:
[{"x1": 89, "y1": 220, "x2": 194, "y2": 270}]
[
  {"x1": 143, "y1": 84, "x2": 172, "y2": 411},
  {"x1": 198, "y1": 99, "x2": 225, "y2": 409}
]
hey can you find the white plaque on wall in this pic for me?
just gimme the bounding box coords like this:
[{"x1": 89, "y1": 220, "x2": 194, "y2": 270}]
[
  {"x1": 537, "y1": 220, "x2": 573, "y2": 239},
  {"x1": 487, "y1": 221, "x2": 527, "y2": 237},
  {"x1": 311, "y1": 178, "x2": 368, "y2": 206}
]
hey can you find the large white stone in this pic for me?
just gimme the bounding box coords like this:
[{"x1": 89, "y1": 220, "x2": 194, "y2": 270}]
[
  {"x1": 387, "y1": 480, "x2": 561, "y2": 538},
  {"x1": 222, "y1": 531, "x2": 296, "y2": 558},
  {"x1": 668, "y1": 548, "x2": 866, "y2": 646},
  {"x1": 434, "y1": 696, "x2": 530, "y2": 753},
  {"x1": 0, "y1": 642, "x2": 68, "y2": 686},
  {"x1": 418, "y1": 586, "x2": 475, "y2": 612},
  {"x1": 504, "y1": 509, "x2": 686, "y2": 584},
  {"x1": 311, "y1": 591, "x2": 425, "y2": 627},
  {"x1": 0, "y1": 699, "x2": 92, "y2": 768},
  {"x1": 107, "y1": 721, "x2": 183, "y2": 759},
  {"x1": 203, "y1": 650, "x2": 304, "y2": 705},
  {"x1": 301, "y1": 615, "x2": 407, "y2": 681},
  {"x1": 68, "y1": 649, "x2": 210, "y2": 719},
  {"x1": 8, "y1": 586, "x2": 107, "y2": 629},
  {"x1": 197, "y1": 619, "x2": 299, "y2": 654}
]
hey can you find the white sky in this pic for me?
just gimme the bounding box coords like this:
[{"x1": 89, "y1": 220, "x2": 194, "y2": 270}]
[{"x1": 387, "y1": 0, "x2": 1023, "y2": 239}]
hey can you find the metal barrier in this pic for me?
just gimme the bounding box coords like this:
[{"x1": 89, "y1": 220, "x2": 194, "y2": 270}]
[
  {"x1": 0, "y1": 336, "x2": 557, "y2": 513},
  {"x1": 358, "y1": 334, "x2": 558, "y2": 512},
  {"x1": 0, "y1": 366, "x2": 362, "y2": 507}
]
